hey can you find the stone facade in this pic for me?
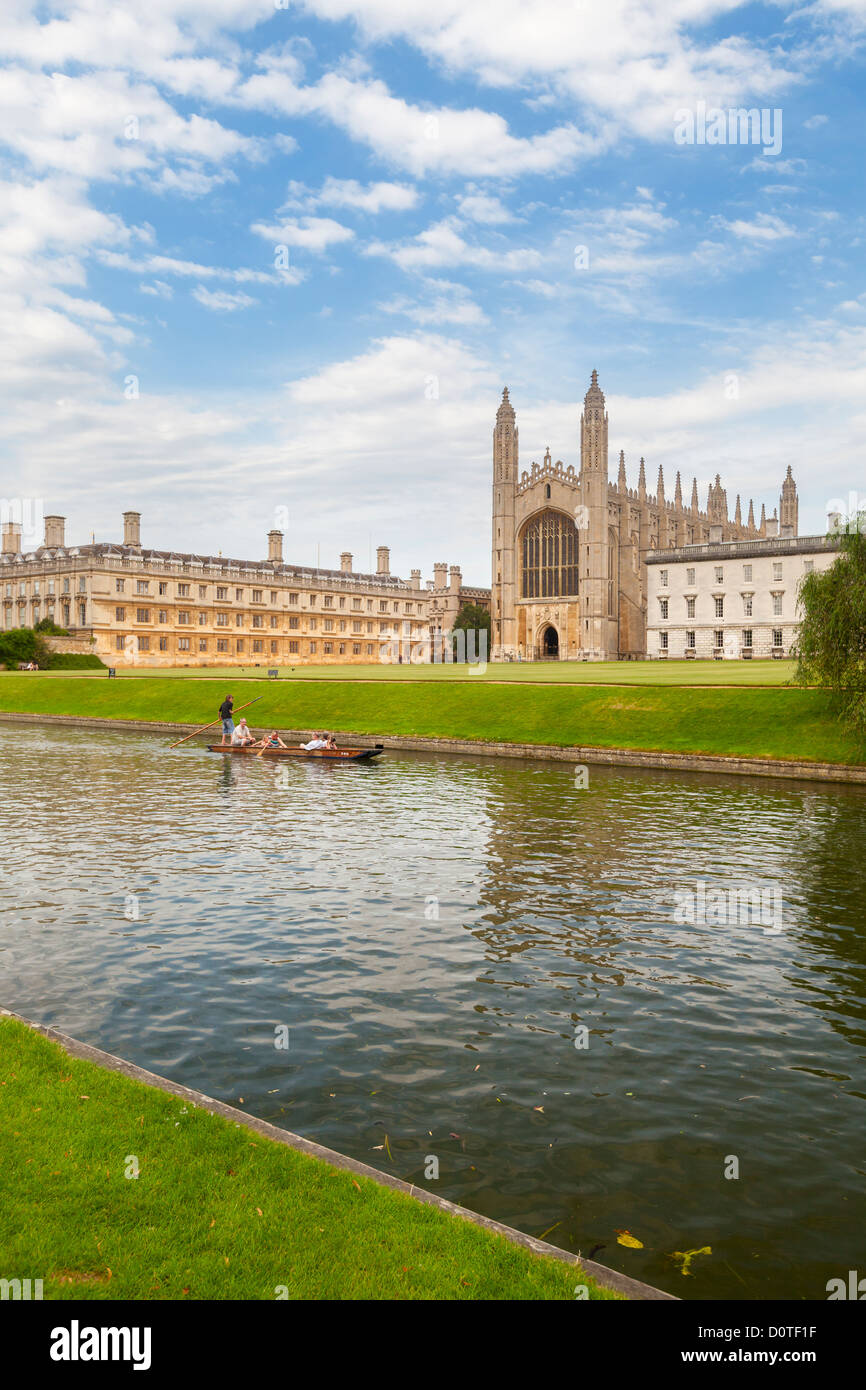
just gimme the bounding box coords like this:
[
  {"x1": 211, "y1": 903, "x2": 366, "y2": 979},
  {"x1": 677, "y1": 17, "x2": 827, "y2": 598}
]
[
  {"x1": 646, "y1": 533, "x2": 839, "y2": 660},
  {"x1": 491, "y1": 371, "x2": 800, "y2": 661},
  {"x1": 0, "y1": 515, "x2": 489, "y2": 668}
]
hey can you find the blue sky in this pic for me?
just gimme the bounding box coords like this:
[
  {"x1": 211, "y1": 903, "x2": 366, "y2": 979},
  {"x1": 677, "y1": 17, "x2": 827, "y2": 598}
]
[{"x1": 2, "y1": 0, "x2": 866, "y2": 583}]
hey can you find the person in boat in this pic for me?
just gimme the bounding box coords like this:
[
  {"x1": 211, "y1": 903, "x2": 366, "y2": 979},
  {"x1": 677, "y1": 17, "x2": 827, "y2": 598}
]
[
  {"x1": 300, "y1": 732, "x2": 327, "y2": 750},
  {"x1": 219, "y1": 694, "x2": 234, "y2": 746},
  {"x1": 257, "y1": 729, "x2": 288, "y2": 749},
  {"x1": 230, "y1": 718, "x2": 254, "y2": 747},
  {"x1": 324, "y1": 733, "x2": 338, "y2": 750}
]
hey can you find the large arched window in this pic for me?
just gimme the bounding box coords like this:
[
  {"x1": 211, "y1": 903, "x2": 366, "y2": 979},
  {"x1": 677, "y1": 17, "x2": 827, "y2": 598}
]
[{"x1": 520, "y1": 509, "x2": 579, "y2": 598}]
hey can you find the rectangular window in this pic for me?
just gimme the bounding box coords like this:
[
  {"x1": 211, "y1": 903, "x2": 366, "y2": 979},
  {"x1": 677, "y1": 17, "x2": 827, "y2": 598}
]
[
  {"x1": 289, "y1": 616, "x2": 299, "y2": 629},
  {"x1": 178, "y1": 611, "x2": 190, "y2": 625},
  {"x1": 743, "y1": 595, "x2": 753, "y2": 616},
  {"x1": 353, "y1": 643, "x2": 361, "y2": 654},
  {"x1": 339, "y1": 596, "x2": 346, "y2": 609},
  {"x1": 138, "y1": 636, "x2": 150, "y2": 652},
  {"x1": 63, "y1": 578, "x2": 70, "y2": 594},
  {"x1": 743, "y1": 629, "x2": 753, "y2": 648},
  {"x1": 198, "y1": 612, "x2": 207, "y2": 626},
  {"x1": 217, "y1": 638, "x2": 228, "y2": 653},
  {"x1": 136, "y1": 608, "x2": 150, "y2": 622},
  {"x1": 199, "y1": 638, "x2": 207, "y2": 652},
  {"x1": 236, "y1": 588, "x2": 243, "y2": 601},
  {"x1": 659, "y1": 569, "x2": 668, "y2": 587},
  {"x1": 743, "y1": 564, "x2": 752, "y2": 582},
  {"x1": 353, "y1": 598, "x2": 361, "y2": 610},
  {"x1": 715, "y1": 596, "x2": 724, "y2": 618},
  {"x1": 199, "y1": 585, "x2": 207, "y2": 598},
  {"x1": 366, "y1": 621, "x2": 373, "y2": 633},
  {"x1": 773, "y1": 562, "x2": 783, "y2": 581},
  {"x1": 270, "y1": 615, "x2": 278, "y2": 628},
  {"x1": 309, "y1": 641, "x2": 317, "y2": 654},
  {"x1": 366, "y1": 643, "x2": 373, "y2": 655},
  {"x1": 714, "y1": 629, "x2": 724, "y2": 648},
  {"x1": 803, "y1": 560, "x2": 814, "y2": 574},
  {"x1": 288, "y1": 640, "x2": 299, "y2": 653},
  {"x1": 115, "y1": 579, "x2": 124, "y2": 593},
  {"x1": 178, "y1": 583, "x2": 190, "y2": 597},
  {"x1": 659, "y1": 632, "x2": 668, "y2": 650},
  {"x1": 289, "y1": 592, "x2": 298, "y2": 605},
  {"x1": 659, "y1": 599, "x2": 668, "y2": 620},
  {"x1": 352, "y1": 620, "x2": 362, "y2": 633},
  {"x1": 252, "y1": 614, "x2": 263, "y2": 628},
  {"x1": 159, "y1": 582, "x2": 168, "y2": 595},
  {"x1": 136, "y1": 580, "x2": 149, "y2": 594},
  {"x1": 323, "y1": 642, "x2": 333, "y2": 654},
  {"x1": 178, "y1": 637, "x2": 190, "y2": 652},
  {"x1": 309, "y1": 618, "x2": 317, "y2": 630},
  {"x1": 324, "y1": 595, "x2": 333, "y2": 608},
  {"x1": 686, "y1": 597, "x2": 696, "y2": 618},
  {"x1": 236, "y1": 613, "x2": 243, "y2": 627},
  {"x1": 772, "y1": 593, "x2": 783, "y2": 615},
  {"x1": 323, "y1": 618, "x2": 334, "y2": 632},
  {"x1": 78, "y1": 578, "x2": 86, "y2": 593},
  {"x1": 216, "y1": 613, "x2": 227, "y2": 626},
  {"x1": 252, "y1": 589, "x2": 262, "y2": 602},
  {"x1": 115, "y1": 635, "x2": 125, "y2": 651},
  {"x1": 115, "y1": 607, "x2": 125, "y2": 621},
  {"x1": 270, "y1": 640, "x2": 277, "y2": 653},
  {"x1": 338, "y1": 620, "x2": 346, "y2": 632},
  {"x1": 379, "y1": 600, "x2": 388, "y2": 612},
  {"x1": 714, "y1": 567, "x2": 723, "y2": 583},
  {"x1": 159, "y1": 636, "x2": 168, "y2": 651},
  {"x1": 236, "y1": 639, "x2": 244, "y2": 652},
  {"x1": 686, "y1": 567, "x2": 695, "y2": 586},
  {"x1": 217, "y1": 586, "x2": 228, "y2": 600},
  {"x1": 270, "y1": 591, "x2": 277, "y2": 604},
  {"x1": 686, "y1": 630, "x2": 696, "y2": 649},
  {"x1": 773, "y1": 628, "x2": 783, "y2": 647},
  {"x1": 158, "y1": 610, "x2": 167, "y2": 624},
  {"x1": 252, "y1": 640, "x2": 263, "y2": 653}
]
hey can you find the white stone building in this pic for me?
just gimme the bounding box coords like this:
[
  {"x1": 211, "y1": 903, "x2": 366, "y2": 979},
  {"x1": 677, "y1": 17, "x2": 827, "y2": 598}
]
[{"x1": 645, "y1": 523, "x2": 840, "y2": 660}]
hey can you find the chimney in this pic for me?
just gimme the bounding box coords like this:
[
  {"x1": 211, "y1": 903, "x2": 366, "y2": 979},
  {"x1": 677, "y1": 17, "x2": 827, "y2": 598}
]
[
  {"x1": 709, "y1": 524, "x2": 723, "y2": 544},
  {"x1": 449, "y1": 564, "x2": 462, "y2": 593},
  {"x1": 2, "y1": 521, "x2": 22, "y2": 555},
  {"x1": 376, "y1": 545, "x2": 390, "y2": 576},
  {"x1": 340, "y1": 551, "x2": 353, "y2": 574},
  {"x1": 123, "y1": 511, "x2": 141, "y2": 548},
  {"x1": 765, "y1": 515, "x2": 779, "y2": 539},
  {"x1": 410, "y1": 568, "x2": 421, "y2": 590},
  {"x1": 780, "y1": 523, "x2": 794, "y2": 539},
  {"x1": 44, "y1": 515, "x2": 65, "y2": 548},
  {"x1": 433, "y1": 561, "x2": 447, "y2": 590},
  {"x1": 268, "y1": 529, "x2": 283, "y2": 563}
]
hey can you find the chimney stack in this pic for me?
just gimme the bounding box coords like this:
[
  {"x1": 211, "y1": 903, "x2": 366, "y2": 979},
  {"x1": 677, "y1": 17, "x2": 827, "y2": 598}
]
[
  {"x1": 44, "y1": 515, "x2": 65, "y2": 548},
  {"x1": 410, "y1": 568, "x2": 421, "y2": 590},
  {"x1": 268, "y1": 529, "x2": 283, "y2": 563},
  {"x1": 376, "y1": 545, "x2": 390, "y2": 576},
  {"x1": 449, "y1": 564, "x2": 462, "y2": 593},
  {"x1": 709, "y1": 524, "x2": 723, "y2": 544},
  {"x1": 764, "y1": 515, "x2": 779, "y2": 539},
  {"x1": 433, "y1": 561, "x2": 448, "y2": 589},
  {"x1": 1, "y1": 522, "x2": 22, "y2": 555},
  {"x1": 340, "y1": 551, "x2": 353, "y2": 574},
  {"x1": 123, "y1": 511, "x2": 141, "y2": 548}
]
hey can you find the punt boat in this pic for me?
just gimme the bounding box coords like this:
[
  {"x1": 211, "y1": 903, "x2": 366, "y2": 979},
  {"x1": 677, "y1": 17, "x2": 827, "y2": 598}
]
[{"x1": 206, "y1": 743, "x2": 384, "y2": 762}]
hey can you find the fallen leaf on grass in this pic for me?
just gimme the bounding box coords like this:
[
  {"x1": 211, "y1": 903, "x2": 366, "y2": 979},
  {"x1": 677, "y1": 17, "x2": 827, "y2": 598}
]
[{"x1": 351, "y1": 1180, "x2": 361, "y2": 1192}]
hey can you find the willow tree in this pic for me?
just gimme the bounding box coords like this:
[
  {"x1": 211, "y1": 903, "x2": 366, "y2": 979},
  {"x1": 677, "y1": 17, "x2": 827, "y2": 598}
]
[{"x1": 793, "y1": 521, "x2": 866, "y2": 733}]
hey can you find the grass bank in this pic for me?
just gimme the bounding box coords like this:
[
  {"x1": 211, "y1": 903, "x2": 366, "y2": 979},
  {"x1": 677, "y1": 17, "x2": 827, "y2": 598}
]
[
  {"x1": 0, "y1": 1017, "x2": 616, "y2": 1301},
  {"x1": 0, "y1": 672, "x2": 862, "y2": 763}
]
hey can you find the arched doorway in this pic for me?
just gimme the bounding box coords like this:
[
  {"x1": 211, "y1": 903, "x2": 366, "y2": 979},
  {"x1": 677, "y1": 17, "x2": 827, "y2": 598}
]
[{"x1": 541, "y1": 625, "x2": 559, "y2": 659}]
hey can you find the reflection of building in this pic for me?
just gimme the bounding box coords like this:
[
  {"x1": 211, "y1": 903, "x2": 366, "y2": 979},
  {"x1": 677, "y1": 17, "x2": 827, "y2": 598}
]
[
  {"x1": 491, "y1": 370, "x2": 798, "y2": 661},
  {"x1": 0, "y1": 513, "x2": 489, "y2": 668},
  {"x1": 646, "y1": 530, "x2": 839, "y2": 659}
]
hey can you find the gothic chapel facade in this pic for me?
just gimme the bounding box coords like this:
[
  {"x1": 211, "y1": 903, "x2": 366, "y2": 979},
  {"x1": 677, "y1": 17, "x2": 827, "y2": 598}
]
[{"x1": 490, "y1": 371, "x2": 799, "y2": 660}]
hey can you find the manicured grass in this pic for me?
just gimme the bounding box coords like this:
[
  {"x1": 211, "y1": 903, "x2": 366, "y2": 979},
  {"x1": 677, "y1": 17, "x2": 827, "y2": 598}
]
[
  {"x1": 0, "y1": 673, "x2": 861, "y2": 763},
  {"x1": 0, "y1": 1018, "x2": 617, "y2": 1301},
  {"x1": 22, "y1": 659, "x2": 798, "y2": 686}
]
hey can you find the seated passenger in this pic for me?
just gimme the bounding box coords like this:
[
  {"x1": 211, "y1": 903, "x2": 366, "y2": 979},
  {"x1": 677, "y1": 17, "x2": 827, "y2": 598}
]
[
  {"x1": 258, "y1": 729, "x2": 287, "y2": 749},
  {"x1": 300, "y1": 731, "x2": 327, "y2": 750},
  {"x1": 324, "y1": 733, "x2": 338, "y2": 749},
  {"x1": 231, "y1": 718, "x2": 254, "y2": 746}
]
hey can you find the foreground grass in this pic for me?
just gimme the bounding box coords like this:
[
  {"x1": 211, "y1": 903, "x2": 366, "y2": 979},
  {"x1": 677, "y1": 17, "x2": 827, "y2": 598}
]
[
  {"x1": 0, "y1": 1018, "x2": 616, "y2": 1301},
  {"x1": 25, "y1": 659, "x2": 798, "y2": 686},
  {"x1": 0, "y1": 672, "x2": 862, "y2": 764}
]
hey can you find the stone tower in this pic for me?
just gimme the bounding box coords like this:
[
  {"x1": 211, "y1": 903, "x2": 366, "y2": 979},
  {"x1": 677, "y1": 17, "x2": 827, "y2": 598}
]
[
  {"x1": 578, "y1": 370, "x2": 612, "y2": 658},
  {"x1": 780, "y1": 465, "x2": 798, "y2": 537},
  {"x1": 491, "y1": 387, "x2": 518, "y2": 659}
]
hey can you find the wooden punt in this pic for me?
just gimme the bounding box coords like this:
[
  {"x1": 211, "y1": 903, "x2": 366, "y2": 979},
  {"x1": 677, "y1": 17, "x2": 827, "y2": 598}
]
[{"x1": 206, "y1": 743, "x2": 384, "y2": 762}]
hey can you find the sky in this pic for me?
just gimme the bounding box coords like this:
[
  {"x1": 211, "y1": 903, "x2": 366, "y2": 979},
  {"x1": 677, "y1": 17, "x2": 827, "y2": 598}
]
[{"x1": 1, "y1": 0, "x2": 866, "y2": 585}]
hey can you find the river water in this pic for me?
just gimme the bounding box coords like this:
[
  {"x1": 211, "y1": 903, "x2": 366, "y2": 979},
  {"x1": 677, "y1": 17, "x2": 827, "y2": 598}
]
[{"x1": 1, "y1": 721, "x2": 864, "y2": 1299}]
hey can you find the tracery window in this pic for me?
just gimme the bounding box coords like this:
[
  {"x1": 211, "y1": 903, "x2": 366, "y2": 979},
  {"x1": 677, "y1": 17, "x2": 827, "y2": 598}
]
[{"x1": 521, "y1": 510, "x2": 579, "y2": 598}]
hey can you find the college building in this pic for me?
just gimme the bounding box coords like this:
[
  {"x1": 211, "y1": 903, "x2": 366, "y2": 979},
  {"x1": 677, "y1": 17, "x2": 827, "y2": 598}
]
[
  {"x1": 491, "y1": 370, "x2": 803, "y2": 661},
  {"x1": 0, "y1": 511, "x2": 489, "y2": 668}
]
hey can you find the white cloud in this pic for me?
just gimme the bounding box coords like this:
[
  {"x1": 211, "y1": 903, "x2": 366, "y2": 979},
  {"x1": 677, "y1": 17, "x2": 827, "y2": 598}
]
[
  {"x1": 282, "y1": 177, "x2": 419, "y2": 214},
  {"x1": 719, "y1": 213, "x2": 797, "y2": 242},
  {"x1": 250, "y1": 216, "x2": 355, "y2": 253},
  {"x1": 456, "y1": 191, "x2": 514, "y2": 223},
  {"x1": 192, "y1": 285, "x2": 257, "y2": 311},
  {"x1": 368, "y1": 217, "x2": 541, "y2": 271}
]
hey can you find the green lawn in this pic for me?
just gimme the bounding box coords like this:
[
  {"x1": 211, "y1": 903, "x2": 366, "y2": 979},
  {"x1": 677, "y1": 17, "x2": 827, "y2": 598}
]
[
  {"x1": 0, "y1": 1017, "x2": 617, "y2": 1301},
  {"x1": 0, "y1": 672, "x2": 861, "y2": 763},
  {"x1": 24, "y1": 659, "x2": 798, "y2": 686}
]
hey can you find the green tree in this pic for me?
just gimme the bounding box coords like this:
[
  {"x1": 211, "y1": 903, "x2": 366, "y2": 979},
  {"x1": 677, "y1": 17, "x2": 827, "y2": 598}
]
[
  {"x1": 0, "y1": 627, "x2": 50, "y2": 669},
  {"x1": 450, "y1": 602, "x2": 491, "y2": 660},
  {"x1": 793, "y1": 520, "x2": 866, "y2": 733},
  {"x1": 34, "y1": 617, "x2": 68, "y2": 635}
]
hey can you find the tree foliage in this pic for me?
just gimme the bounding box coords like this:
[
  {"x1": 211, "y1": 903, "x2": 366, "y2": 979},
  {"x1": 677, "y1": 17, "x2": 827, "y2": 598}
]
[
  {"x1": 0, "y1": 626, "x2": 50, "y2": 668},
  {"x1": 450, "y1": 602, "x2": 491, "y2": 658},
  {"x1": 793, "y1": 521, "x2": 866, "y2": 733}
]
